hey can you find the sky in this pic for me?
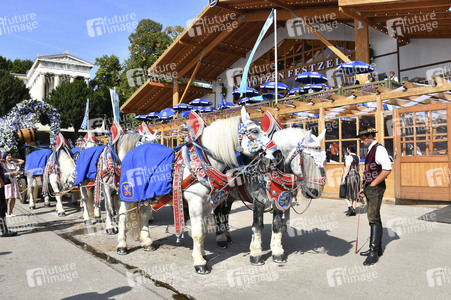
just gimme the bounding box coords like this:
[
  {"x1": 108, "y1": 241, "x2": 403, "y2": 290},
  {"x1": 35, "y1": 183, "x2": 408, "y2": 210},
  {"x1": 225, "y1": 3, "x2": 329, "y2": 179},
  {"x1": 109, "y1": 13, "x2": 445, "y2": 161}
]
[{"x1": 0, "y1": 0, "x2": 207, "y2": 76}]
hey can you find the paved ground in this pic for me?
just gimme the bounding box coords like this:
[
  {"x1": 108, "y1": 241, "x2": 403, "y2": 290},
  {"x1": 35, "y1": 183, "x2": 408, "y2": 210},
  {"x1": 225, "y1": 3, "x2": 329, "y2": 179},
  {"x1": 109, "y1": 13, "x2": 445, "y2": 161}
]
[{"x1": 1, "y1": 196, "x2": 451, "y2": 300}]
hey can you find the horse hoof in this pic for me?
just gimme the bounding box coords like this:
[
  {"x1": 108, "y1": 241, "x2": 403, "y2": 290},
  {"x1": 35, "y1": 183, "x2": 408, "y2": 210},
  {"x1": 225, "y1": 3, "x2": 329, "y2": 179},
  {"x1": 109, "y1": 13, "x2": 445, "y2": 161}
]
[
  {"x1": 84, "y1": 220, "x2": 93, "y2": 226},
  {"x1": 143, "y1": 245, "x2": 156, "y2": 252},
  {"x1": 148, "y1": 218, "x2": 154, "y2": 225},
  {"x1": 217, "y1": 241, "x2": 228, "y2": 248},
  {"x1": 29, "y1": 206, "x2": 35, "y2": 210},
  {"x1": 113, "y1": 228, "x2": 118, "y2": 234},
  {"x1": 106, "y1": 228, "x2": 115, "y2": 235},
  {"x1": 272, "y1": 255, "x2": 287, "y2": 264},
  {"x1": 250, "y1": 256, "x2": 265, "y2": 266},
  {"x1": 44, "y1": 203, "x2": 50, "y2": 207},
  {"x1": 117, "y1": 247, "x2": 128, "y2": 255},
  {"x1": 194, "y1": 265, "x2": 210, "y2": 275},
  {"x1": 58, "y1": 212, "x2": 66, "y2": 217}
]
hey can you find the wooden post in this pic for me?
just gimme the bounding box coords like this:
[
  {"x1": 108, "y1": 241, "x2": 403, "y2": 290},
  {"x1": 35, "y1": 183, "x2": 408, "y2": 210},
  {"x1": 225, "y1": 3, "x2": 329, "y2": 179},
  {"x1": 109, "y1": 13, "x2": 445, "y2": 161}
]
[
  {"x1": 355, "y1": 19, "x2": 369, "y2": 84},
  {"x1": 173, "y1": 80, "x2": 179, "y2": 106},
  {"x1": 376, "y1": 95, "x2": 385, "y2": 146},
  {"x1": 319, "y1": 105, "x2": 326, "y2": 150}
]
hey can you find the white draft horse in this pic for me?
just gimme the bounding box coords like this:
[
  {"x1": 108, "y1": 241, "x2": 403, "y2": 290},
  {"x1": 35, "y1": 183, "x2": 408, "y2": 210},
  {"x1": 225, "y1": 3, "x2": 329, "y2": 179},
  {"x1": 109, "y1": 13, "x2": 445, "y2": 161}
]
[
  {"x1": 215, "y1": 127, "x2": 327, "y2": 265},
  {"x1": 80, "y1": 123, "x2": 157, "y2": 234},
  {"x1": 116, "y1": 108, "x2": 280, "y2": 274},
  {"x1": 39, "y1": 134, "x2": 77, "y2": 217}
]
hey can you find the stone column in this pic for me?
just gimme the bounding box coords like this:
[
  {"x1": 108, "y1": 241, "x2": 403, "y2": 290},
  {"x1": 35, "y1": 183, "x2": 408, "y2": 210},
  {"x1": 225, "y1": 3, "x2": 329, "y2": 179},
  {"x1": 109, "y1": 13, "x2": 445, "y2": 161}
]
[
  {"x1": 37, "y1": 73, "x2": 46, "y2": 101},
  {"x1": 70, "y1": 76, "x2": 74, "y2": 83},
  {"x1": 84, "y1": 77, "x2": 89, "y2": 86},
  {"x1": 54, "y1": 74, "x2": 60, "y2": 88}
]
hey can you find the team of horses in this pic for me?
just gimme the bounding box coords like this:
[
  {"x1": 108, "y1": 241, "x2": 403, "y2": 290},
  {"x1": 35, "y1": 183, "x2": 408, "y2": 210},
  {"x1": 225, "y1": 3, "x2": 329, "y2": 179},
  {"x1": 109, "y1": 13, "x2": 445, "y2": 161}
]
[{"x1": 24, "y1": 107, "x2": 327, "y2": 274}]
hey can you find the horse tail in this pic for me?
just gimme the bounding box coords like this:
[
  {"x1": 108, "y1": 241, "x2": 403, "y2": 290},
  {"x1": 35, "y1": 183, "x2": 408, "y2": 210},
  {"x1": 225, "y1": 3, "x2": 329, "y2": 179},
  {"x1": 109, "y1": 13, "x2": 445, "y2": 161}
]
[{"x1": 125, "y1": 203, "x2": 141, "y2": 240}]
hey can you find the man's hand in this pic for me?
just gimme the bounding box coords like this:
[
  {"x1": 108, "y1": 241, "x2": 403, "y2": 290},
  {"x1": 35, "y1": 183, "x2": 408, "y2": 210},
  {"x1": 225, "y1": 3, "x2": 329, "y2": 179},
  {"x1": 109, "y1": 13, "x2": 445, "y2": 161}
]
[{"x1": 359, "y1": 188, "x2": 365, "y2": 198}]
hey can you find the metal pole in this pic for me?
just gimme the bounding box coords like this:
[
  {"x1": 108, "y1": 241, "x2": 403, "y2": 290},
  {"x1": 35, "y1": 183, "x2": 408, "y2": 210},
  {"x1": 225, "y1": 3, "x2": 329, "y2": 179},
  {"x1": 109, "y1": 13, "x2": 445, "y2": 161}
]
[{"x1": 274, "y1": 9, "x2": 278, "y2": 105}]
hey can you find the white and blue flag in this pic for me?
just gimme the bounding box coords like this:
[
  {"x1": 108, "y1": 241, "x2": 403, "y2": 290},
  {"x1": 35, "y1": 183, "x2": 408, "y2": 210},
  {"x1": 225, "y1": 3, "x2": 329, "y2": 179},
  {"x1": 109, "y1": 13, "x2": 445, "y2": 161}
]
[
  {"x1": 239, "y1": 10, "x2": 274, "y2": 95},
  {"x1": 80, "y1": 98, "x2": 89, "y2": 130},
  {"x1": 110, "y1": 88, "x2": 120, "y2": 122}
]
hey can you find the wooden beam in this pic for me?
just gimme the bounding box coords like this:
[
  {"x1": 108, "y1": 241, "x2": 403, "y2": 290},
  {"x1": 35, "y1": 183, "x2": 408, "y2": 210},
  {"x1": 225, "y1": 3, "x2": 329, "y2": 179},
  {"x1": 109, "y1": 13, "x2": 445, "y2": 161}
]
[
  {"x1": 339, "y1": 7, "x2": 410, "y2": 45},
  {"x1": 176, "y1": 17, "x2": 245, "y2": 79},
  {"x1": 264, "y1": 0, "x2": 295, "y2": 11},
  {"x1": 179, "y1": 40, "x2": 246, "y2": 58},
  {"x1": 339, "y1": 0, "x2": 423, "y2": 6},
  {"x1": 173, "y1": 80, "x2": 179, "y2": 107},
  {"x1": 242, "y1": 8, "x2": 344, "y2": 22},
  {"x1": 179, "y1": 58, "x2": 202, "y2": 105}
]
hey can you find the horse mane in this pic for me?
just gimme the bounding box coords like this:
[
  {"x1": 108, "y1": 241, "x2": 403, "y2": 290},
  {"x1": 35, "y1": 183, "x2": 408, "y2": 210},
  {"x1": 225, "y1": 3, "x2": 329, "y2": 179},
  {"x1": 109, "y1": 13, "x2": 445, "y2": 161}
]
[
  {"x1": 117, "y1": 133, "x2": 142, "y2": 161},
  {"x1": 201, "y1": 116, "x2": 240, "y2": 168},
  {"x1": 57, "y1": 149, "x2": 76, "y2": 183}
]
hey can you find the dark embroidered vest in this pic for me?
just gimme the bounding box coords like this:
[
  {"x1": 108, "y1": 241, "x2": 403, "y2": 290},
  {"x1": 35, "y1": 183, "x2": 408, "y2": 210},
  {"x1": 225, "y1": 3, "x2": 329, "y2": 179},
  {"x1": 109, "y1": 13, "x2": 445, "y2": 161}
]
[{"x1": 363, "y1": 143, "x2": 383, "y2": 186}]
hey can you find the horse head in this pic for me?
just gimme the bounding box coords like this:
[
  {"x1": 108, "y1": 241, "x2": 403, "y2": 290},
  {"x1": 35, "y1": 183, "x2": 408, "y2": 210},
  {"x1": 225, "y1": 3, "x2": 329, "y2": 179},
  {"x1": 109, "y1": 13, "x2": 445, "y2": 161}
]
[
  {"x1": 55, "y1": 133, "x2": 77, "y2": 189},
  {"x1": 137, "y1": 122, "x2": 158, "y2": 145},
  {"x1": 273, "y1": 128, "x2": 326, "y2": 199},
  {"x1": 238, "y1": 107, "x2": 280, "y2": 162}
]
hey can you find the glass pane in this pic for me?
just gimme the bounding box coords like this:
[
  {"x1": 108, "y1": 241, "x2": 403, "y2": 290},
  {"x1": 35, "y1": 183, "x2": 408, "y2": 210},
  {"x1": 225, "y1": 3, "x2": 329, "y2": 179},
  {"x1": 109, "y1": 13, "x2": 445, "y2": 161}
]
[
  {"x1": 342, "y1": 141, "x2": 359, "y2": 163},
  {"x1": 305, "y1": 121, "x2": 318, "y2": 136},
  {"x1": 400, "y1": 112, "x2": 414, "y2": 137},
  {"x1": 433, "y1": 141, "x2": 448, "y2": 156},
  {"x1": 405, "y1": 142, "x2": 415, "y2": 156},
  {"x1": 286, "y1": 57, "x2": 294, "y2": 69},
  {"x1": 325, "y1": 118, "x2": 339, "y2": 140},
  {"x1": 312, "y1": 49, "x2": 322, "y2": 62},
  {"x1": 326, "y1": 142, "x2": 340, "y2": 163},
  {"x1": 277, "y1": 60, "x2": 285, "y2": 71},
  {"x1": 416, "y1": 142, "x2": 429, "y2": 156},
  {"x1": 359, "y1": 115, "x2": 375, "y2": 132},
  {"x1": 295, "y1": 54, "x2": 302, "y2": 66},
  {"x1": 342, "y1": 117, "x2": 357, "y2": 139},
  {"x1": 286, "y1": 78, "x2": 294, "y2": 89},
  {"x1": 305, "y1": 51, "x2": 313, "y2": 64},
  {"x1": 415, "y1": 111, "x2": 429, "y2": 135},
  {"x1": 384, "y1": 139, "x2": 394, "y2": 161},
  {"x1": 384, "y1": 113, "x2": 394, "y2": 137},
  {"x1": 432, "y1": 109, "x2": 447, "y2": 125}
]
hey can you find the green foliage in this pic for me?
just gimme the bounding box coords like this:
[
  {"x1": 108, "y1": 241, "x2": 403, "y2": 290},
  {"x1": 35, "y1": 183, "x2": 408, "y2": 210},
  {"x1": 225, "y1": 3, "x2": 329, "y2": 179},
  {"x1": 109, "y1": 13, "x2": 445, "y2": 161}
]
[
  {"x1": 45, "y1": 79, "x2": 98, "y2": 133},
  {"x1": 94, "y1": 54, "x2": 122, "y2": 89},
  {"x1": 0, "y1": 55, "x2": 33, "y2": 74},
  {"x1": 164, "y1": 25, "x2": 184, "y2": 42},
  {"x1": 0, "y1": 69, "x2": 30, "y2": 116}
]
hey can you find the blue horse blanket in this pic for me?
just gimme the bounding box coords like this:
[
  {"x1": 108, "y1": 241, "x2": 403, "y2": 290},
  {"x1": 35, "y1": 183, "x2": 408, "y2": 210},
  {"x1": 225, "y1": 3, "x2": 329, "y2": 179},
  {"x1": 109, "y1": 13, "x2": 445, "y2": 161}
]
[
  {"x1": 120, "y1": 143, "x2": 174, "y2": 202},
  {"x1": 25, "y1": 149, "x2": 52, "y2": 175},
  {"x1": 71, "y1": 147, "x2": 80, "y2": 156},
  {"x1": 74, "y1": 145, "x2": 106, "y2": 185}
]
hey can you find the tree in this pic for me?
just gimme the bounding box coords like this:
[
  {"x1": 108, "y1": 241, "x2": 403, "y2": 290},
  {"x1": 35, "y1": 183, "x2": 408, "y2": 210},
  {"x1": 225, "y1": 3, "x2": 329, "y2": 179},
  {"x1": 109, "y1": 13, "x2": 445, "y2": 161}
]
[
  {"x1": 165, "y1": 25, "x2": 184, "y2": 42},
  {"x1": 0, "y1": 69, "x2": 30, "y2": 116},
  {"x1": 90, "y1": 54, "x2": 123, "y2": 122},
  {"x1": 45, "y1": 79, "x2": 96, "y2": 135},
  {"x1": 0, "y1": 55, "x2": 33, "y2": 74}
]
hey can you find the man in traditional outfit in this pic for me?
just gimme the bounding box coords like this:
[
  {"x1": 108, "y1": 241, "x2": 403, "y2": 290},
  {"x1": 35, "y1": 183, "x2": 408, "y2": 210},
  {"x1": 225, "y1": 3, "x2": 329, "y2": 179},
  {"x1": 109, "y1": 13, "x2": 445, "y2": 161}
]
[{"x1": 358, "y1": 128, "x2": 391, "y2": 265}]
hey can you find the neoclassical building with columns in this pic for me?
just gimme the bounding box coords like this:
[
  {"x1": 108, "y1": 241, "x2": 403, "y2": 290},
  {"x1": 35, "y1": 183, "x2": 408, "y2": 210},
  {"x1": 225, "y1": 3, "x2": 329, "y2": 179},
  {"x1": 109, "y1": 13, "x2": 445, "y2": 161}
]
[{"x1": 26, "y1": 51, "x2": 93, "y2": 100}]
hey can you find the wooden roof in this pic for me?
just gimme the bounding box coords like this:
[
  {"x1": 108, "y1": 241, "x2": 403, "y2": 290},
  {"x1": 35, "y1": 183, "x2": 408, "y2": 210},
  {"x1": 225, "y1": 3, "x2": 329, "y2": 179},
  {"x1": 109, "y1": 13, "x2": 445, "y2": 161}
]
[{"x1": 121, "y1": 0, "x2": 451, "y2": 114}]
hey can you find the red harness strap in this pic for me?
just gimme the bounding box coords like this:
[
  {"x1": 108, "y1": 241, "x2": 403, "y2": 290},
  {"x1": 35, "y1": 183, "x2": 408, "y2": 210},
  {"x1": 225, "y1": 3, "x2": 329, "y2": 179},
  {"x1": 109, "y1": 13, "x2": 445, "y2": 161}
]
[
  {"x1": 265, "y1": 168, "x2": 299, "y2": 211},
  {"x1": 172, "y1": 151, "x2": 185, "y2": 239}
]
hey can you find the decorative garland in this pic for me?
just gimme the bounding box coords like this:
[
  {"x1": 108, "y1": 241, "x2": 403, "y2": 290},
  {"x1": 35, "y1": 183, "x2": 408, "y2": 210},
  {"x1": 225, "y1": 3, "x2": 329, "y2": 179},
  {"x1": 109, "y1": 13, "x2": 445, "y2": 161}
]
[{"x1": 0, "y1": 99, "x2": 61, "y2": 151}]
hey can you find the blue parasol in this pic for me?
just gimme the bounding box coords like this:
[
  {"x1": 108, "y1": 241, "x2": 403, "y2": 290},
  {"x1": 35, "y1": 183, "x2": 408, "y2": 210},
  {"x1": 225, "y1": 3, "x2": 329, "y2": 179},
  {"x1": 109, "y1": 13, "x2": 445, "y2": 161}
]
[
  {"x1": 237, "y1": 95, "x2": 265, "y2": 105},
  {"x1": 262, "y1": 93, "x2": 285, "y2": 100},
  {"x1": 287, "y1": 87, "x2": 306, "y2": 95},
  {"x1": 336, "y1": 61, "x2": 375, "y2": 76},
  {"x1": 173, "y1": 103, "x2": 192, "y2": 111},
  {"x1": 260, "y1": 81, "x2": 289, "y2": 90},
  {"x1": 134, "y1": 115, "x2": 148, "y2": 121},
  {"x1": 233, "y1": 87, "x2": 260, "y2": 97},
  {"x1": 159, "y1": 108, "x2": 176, "y2": 120},
  {"x1": 145, "y1": 112, "x2": 161, "y2": 119},
  {"x1": 189, "y1": 98, "x2": 212, "y2": 106},
  {"x1": 295, "y1": 72, "x2": 328, "y2": 84},
  {"x1": 302, "y1": 84, "x2": 330, "y2": 91},
  {"x1": 179, "y1": 110, "x2": 191, "y2": 118}
]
